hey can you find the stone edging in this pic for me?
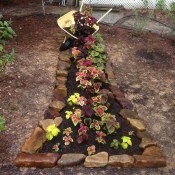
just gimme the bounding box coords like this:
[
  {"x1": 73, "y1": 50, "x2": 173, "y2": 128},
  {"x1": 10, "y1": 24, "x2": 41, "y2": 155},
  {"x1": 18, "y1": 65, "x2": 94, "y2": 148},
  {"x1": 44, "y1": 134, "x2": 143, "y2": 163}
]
[{"x1": 13, "y1": 50, "x2": 166, "y2": 168}]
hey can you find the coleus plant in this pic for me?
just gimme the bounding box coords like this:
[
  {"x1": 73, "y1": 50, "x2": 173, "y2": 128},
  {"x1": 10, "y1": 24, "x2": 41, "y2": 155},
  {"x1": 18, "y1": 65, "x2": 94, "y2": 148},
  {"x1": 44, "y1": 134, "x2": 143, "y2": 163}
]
[
  {"x1": 63, "y1": 127, "x2": 73, "y2": 136},
  {"x1": 52, "y1": 142, "x2": 60, "y2": 152},
  {"x1": 110, "y1": 136, "x2": 132, "y2": 150},
  {"x1": 93, "y1": 105, "x2": 108, "y2": 117},
  {"x1": 101, "y1": 113, "x2": 120, "y2": 134},
  {"x1": 87, "y1": 145, "x2": 96, "y2": 155},
  {"x1": 62, "y1": 127, "x2": 74, "y2": 145},
  {"x1": 70, "y1": 109, "x2": 82, "y2": 126},
  {"x1": 96, "y1": 131, "x2": 106, "y2": 144},
  {"x1": 90, "y1": 119, "x2": 103, "y2": 130},
  {"x1": 46, "y1": 124, "x2": 60, "y2": 141},
  {"x1": 73, "y1": 11, "x2": 97, "y2": 37},
  {"x1": 67, "y1": 93, "x2": 87, "y2": 106},
  {"x1": 63, "y1": 135, "x2": 74, "y2": 145},
  {"x1": 77, "y1": 123, "x2": 89, "y2": 144},
  {"x1": 67, "y1": 93, "x2": 80, "y2": 106}
]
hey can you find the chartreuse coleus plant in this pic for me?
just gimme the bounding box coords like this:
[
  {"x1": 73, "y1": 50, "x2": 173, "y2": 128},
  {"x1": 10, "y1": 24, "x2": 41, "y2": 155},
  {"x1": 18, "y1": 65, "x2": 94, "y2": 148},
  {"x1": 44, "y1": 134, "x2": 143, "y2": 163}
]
[
  {"x1": 46, "y1": 124, "x2": 60, "y2": 141},
  {"x1": 110, "y1": 136, "x2": 132, "y2": 150}
]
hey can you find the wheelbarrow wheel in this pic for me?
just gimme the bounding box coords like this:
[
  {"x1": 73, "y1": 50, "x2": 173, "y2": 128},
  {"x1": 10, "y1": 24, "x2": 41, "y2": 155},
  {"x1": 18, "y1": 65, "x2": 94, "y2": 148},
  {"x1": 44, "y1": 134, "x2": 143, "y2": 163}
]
[{"x1": 59, "y1": 38, "x2": 74, "y2": 51}]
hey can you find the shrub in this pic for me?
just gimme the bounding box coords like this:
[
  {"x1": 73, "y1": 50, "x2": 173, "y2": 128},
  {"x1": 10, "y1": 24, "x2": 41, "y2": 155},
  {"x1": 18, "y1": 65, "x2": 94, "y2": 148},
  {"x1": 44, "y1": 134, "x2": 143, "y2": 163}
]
[
  {"x1": 156, "y1": 0, "x2": 166, "y2": 11},
  {"x1": 0, "y1": 15, "x2": 16, "y2": 74}
]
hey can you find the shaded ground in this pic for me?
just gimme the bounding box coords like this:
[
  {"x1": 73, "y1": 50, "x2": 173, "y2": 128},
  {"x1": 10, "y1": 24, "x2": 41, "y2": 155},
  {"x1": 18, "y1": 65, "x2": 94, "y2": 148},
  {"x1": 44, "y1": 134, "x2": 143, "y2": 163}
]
[{"x1": 0, "y1": 5, "x2": 175, "y2": 175}]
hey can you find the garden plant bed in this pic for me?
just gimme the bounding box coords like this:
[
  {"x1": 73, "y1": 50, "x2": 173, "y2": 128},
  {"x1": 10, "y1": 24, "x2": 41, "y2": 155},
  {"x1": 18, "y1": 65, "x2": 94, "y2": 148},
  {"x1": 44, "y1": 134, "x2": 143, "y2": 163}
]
[{"x1": 13, "y1": 47, "x2": 167, "y2": 168}]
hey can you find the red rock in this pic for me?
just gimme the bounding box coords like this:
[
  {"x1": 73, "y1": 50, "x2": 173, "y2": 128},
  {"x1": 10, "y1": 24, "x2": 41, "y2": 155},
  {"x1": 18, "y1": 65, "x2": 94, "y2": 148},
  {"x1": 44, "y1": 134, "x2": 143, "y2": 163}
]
[
  {"x1": 136, "y1": 131, "x2": 152, "y2": 139},
  {"x1": 108, "y1": 154, "x2": 134, "y2": 168},
  {"x1": 109, "y1": 85, "x2": 125, "y2": 98},
  {"x1": 119, "y1": 109, "x2": 139, "y2": 119},
  {"x1": 84, "y1": 152, "x2": 108, "y2": 167},
  {"x1": 59, "y1": 51, "x2": 71, "y2": 63},
  {"x1": 57, "y1": 60, "x2": 70, "y2": 70},
  {"x1": 57, "y1": 153, "x2": 86, "y2": 166},
  {"x1": 105, "y1": 61, "x2": 115, "y2": 80},
  {"x1": 14, "y1": 153, "x2": 60, "y2": 168},
  {"x1": 21, "y1": 127, "x2": 46, "y2": 153},
  {"x1": 139, "y1": 137, "x2": 157, "y2": 149},
  {"x1": 44, "y1": 108, "x2": 60, "y2": 118},
  {"x1": 56, "y1": 70, "x2": 68, "y2": 77},
  {"x1": 55, "y1": 78, "x2": 67, "y2": 88},
  {"x1": 116, "y1": 97, "x2": 134, "y2": 110},
  {"x1": 49, "y1": 100, "x2": 66, "y2": 112},
  {"x1": 133, "y1": 155, "x2": 166, "y2": 168},
  {"x1": 126, "y1": 118, "x2": 146, "y2": 131},
  {"x1": 143, "y1": 146, "x2": 162, "y2": 156},
  {"x1": 54, "y1": 87, "x2": 67, "y2": 101}
]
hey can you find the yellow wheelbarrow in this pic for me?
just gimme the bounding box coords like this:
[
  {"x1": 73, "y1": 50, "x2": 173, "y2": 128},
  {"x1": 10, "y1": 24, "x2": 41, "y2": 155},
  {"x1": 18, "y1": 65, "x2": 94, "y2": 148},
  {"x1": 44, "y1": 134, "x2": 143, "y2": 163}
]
[{"x1": 57, "y1": 0, "x2": 115, "y2": 50}]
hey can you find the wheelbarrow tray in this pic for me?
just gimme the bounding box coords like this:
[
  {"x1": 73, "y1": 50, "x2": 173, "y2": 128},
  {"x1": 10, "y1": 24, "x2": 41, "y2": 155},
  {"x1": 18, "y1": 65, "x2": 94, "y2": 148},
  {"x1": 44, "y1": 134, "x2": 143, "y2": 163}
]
[{"x1": 57, "y1": 10, "x2": 99, "y2": 39}]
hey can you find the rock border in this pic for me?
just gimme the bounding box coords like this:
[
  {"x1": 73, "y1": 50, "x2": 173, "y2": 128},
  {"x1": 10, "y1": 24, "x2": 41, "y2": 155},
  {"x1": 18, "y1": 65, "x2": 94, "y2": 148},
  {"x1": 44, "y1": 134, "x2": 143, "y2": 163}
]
[{"x1": 13, "y1": 50, "x2": 166, "y2": 168}]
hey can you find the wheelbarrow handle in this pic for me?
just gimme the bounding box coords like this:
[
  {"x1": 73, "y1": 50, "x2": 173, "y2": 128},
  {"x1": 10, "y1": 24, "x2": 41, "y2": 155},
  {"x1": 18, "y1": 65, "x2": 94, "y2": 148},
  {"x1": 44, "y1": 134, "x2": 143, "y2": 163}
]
[
  {"x1": 97, "y1": 6, "x2": 116, "y2": 23},
  {"x1": 80, "y1": 0, "x2": 85, "y2": 12}
]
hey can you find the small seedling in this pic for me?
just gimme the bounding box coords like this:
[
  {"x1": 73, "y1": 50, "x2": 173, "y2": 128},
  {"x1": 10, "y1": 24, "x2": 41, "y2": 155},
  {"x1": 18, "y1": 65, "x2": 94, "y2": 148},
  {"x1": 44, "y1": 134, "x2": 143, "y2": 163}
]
[
  {"x1": 110, "y1": 139, "x2": 120, "y2": 150},
  {"x1": 121, "y1": 136, "x2": 132, "y2": 149}
]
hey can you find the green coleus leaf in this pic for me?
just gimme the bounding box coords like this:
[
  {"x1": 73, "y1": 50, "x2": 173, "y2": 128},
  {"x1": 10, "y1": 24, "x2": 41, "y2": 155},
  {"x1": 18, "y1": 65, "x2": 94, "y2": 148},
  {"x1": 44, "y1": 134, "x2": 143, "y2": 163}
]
[
  {"x1": 121, "y1": 142, "x2": 128, "y2": 149},
  {"x1": 46, "y1": 132, "x2": 54, "y2": 141},
  {"x1": 65, "y1": 111, "x2": 73, "y2": 119},
  {"x1": 121, "y1": 136, "x2": 132, "y2": 145},
  {"x1": 110, "y1": 139, "x2": 119, "y2": 150},
  {"x1": 46, "y1": 124, "x2": 60, "y2": 140},
  {"x1": 51, "y1": 127, "x2": 60, "y2": 136}
]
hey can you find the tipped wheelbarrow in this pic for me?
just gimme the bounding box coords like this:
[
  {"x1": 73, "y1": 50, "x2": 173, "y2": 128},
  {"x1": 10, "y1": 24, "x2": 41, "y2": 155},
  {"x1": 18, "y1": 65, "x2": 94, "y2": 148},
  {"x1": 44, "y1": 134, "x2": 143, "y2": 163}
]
[{"x1": 57, "y1": 0, "x2": 116, "y2": 50}]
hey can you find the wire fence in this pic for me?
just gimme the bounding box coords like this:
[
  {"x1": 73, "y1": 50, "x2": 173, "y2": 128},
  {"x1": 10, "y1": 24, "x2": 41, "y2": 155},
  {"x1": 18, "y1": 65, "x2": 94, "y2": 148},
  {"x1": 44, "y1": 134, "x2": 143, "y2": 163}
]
[{"x1": 84, "y1": 0, "x2": 175, "y2": 9}]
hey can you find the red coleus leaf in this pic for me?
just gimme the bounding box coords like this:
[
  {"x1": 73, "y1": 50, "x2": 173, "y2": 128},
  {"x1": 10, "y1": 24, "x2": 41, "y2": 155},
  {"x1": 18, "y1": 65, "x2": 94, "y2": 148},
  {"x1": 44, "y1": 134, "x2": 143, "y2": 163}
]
[
  {"x1": 93, "y1": 105, "x2": 108, "y2": 117},
  {"x1": 92, "y1": 95, "x2": 102, "y2": 104},
  {"x1": 72, "y1": 47, "x2": 81, "y2": 57},
  {"x1": 71, "y1": 109, "x2": 82, "y2": 126},
  {"x1": 96, "y1": 131, "x2": 106, "y2": 137},
  {"x1": 78, "y1": 123, "x2": 88, "y2": 136},
  {"x1": 80, "y1": 79, "x2": 92, "y2": 87},
  {"x1": 63, "y1": 127, "x2": 72, "y2": 136},
  {"x1": 76, "y1": 70, "x2": 87, "y2": 81},
  {"x1": 87, "y1": 145, "x2": 96, "y2": 155},
  {"x1": 77, "y1": 59, "x2": 93, "y2": 68},
  {"x1": 84, "y1": 35, "x2": 96, "y2": 44},
  {"x1": 82, "y1": 105, "x2": 94, "y2": 117},
  {"x1": 63, "y1": 135, "x2": 73, "y2": 145},
  {"x1": 77, "y1": 96, "x2": 87, "y2": 106},
  {"x1": 77, "y1": 133, "x2": 89, "y2": 144},
  {"x1": 94, "y1": 82, "x2": 102, "y2": 93},
  {"x1": 96, "y1": 131, "x2": 106, "y2": 144}
]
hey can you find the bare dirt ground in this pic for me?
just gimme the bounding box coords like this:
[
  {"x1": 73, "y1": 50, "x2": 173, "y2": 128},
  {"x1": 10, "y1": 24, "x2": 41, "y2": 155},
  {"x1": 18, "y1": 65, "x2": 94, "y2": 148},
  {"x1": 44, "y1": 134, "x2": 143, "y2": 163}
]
[{"x1": 0, "y1": 8, "x2": 175, "y2": 175}]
